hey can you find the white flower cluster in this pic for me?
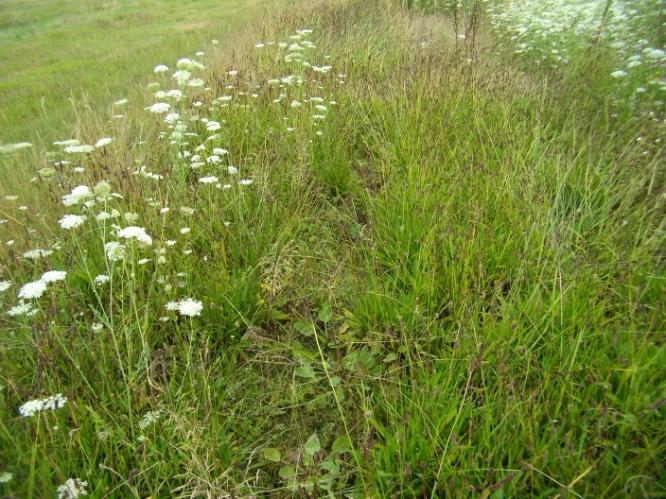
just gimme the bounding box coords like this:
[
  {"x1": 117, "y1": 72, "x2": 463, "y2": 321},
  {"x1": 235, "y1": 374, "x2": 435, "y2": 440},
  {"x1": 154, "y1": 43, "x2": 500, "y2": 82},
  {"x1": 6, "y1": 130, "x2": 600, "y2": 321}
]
[
  {"x1": 56, "y1": 478, "x2": 88, "y2": 498},
  {"x1": 18, "y1": 393, "x2": 68, "y2": 417},
  {"x1": 165, "y1": 298, "x2": 203, "y2": 317}
]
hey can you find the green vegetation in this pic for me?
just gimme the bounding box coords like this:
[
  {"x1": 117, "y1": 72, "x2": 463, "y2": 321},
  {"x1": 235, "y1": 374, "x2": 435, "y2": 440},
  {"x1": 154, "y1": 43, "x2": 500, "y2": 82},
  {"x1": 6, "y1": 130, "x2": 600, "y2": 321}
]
[
  {"x1": 0, "y1": 0, "x2": 664, "y2": 497},
  {"x1": 0, "y1": 0, "x2": 280, "y2": 142}
]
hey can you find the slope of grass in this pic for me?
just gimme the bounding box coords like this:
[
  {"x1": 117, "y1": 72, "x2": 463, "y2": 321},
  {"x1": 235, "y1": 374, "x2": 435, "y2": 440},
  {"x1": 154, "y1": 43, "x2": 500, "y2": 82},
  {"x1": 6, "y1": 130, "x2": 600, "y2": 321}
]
[
  {"x1": 0, "y1": 0, "x2": 664, "y2": 497},
  {"x1": 0, "y1": 0, "x2": 281, "y2": 143}
]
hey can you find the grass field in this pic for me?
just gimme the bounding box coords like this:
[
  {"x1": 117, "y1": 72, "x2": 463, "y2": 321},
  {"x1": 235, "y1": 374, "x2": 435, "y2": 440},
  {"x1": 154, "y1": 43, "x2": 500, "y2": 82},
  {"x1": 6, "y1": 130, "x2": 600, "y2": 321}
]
[
  {"x1": 0, "y1": 0, "x2": 664, "y2": 497},
  {"x1": 0, "y1": 0, "x2": 280, "y2": 142}
]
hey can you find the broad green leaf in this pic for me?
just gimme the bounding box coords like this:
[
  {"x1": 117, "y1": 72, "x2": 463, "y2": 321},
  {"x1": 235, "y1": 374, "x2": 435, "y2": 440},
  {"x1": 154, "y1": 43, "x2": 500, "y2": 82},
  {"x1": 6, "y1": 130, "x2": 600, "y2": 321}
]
[
  {"x1": 332, "y1": 435, "x2": 351, "y2": 454},
  {"x1": 278, "y1": 465, "x2": 296, "y2": 480},
  {"x1": 294, "y1": 320, "x2": 314, "y2": 336},
  {"x1": 318, "y1": 303, "x2": 332, "y2": 323},
  {"x1": 295, "y1": 364, "x2": 316, "y2": 379},
  {"x1": 382, "y1": 353, "x2": 398, "y2": 363},
  {"x1": 262, "y1": 447, "x2": 281, "y2": 463},
  {"x1": 304, "y1": 433, "x2": 321, "y2": 456}
]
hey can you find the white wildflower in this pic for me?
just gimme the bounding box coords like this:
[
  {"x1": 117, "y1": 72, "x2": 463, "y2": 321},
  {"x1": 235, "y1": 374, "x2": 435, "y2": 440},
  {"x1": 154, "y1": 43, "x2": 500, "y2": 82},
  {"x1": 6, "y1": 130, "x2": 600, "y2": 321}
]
[
  {"x1": 139, "y1": 410, "x2": 161, "y2": 429},
  {"x1": 19, "y1": 394, "x2": 68, "y2": 417},
  {"x1": 40, "y1": 271, "x2": 67, "y2": 283},
  {"x1": 147, "y1": 102, "x2": 170, "y2": 114},
  {"x1": 23, "y1": 249, "x2": 53, "y2": 259},
  {"x1": 62, "y1": 186, "x2": 93, "y2": 206},
  {"x1": 59, "y1": 214, "x2": 86, "y2": 229},
  {"x1": 118, "y1": 226, "x2": 153, "y2": 246},
  {"x1": 63, "y1": 145, "x2": 95, "y2": 154},
  {"x1": 94, "y1": 274, "x2": 110, "y2": 285},
  {"x1": 199, "y1": 176, "x2": 219, "y2": 184},
  {"x1": 56, "y1": 478, "x2": 88, "y2": 499},
  {"x1": 18, "y1": 280, "x2": 47, "y2": 300},
  {"x1": 168, "y1": 298, "x2": 203, "y2": 317},
  {"x1": 104, "y1": 241, "x2": 126, "y2": 262}
]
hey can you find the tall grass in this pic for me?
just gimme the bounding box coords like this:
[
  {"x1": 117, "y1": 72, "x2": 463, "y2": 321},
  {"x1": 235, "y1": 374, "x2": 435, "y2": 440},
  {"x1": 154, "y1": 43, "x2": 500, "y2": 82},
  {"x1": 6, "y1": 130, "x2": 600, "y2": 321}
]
[{"x1": 0, "y1": 0, "x2": 664, "y2": 496}]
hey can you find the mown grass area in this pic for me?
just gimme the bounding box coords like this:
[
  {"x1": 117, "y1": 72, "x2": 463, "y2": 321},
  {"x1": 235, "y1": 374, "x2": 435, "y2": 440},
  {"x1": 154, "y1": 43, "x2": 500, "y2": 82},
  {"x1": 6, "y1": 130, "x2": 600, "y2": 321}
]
[
  {"x1": 0, "y1": 0, "x2": 281, "y2": 143},
  {"x1": 0, "y1": 0, "x2": 664, "y2": 497}
]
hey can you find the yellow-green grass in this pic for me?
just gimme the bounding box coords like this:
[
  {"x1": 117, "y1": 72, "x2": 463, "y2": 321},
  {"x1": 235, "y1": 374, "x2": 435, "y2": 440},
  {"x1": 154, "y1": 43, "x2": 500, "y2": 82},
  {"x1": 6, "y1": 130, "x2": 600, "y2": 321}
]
[{"x1": 0, "y1": 0, "x2": 281, "y2": 143}]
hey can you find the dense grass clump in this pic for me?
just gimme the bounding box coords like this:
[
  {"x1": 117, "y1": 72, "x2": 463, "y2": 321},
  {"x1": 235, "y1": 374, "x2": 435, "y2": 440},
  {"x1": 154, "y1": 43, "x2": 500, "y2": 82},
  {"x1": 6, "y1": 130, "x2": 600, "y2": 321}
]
[{"x1": 0, "y1": 0, "x2": 664, "y2": 496}]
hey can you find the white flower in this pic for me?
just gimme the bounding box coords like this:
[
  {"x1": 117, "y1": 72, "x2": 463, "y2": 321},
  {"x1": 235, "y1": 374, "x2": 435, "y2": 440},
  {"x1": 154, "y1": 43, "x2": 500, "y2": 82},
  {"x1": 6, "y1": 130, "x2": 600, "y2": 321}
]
[
  {"x1": 124, "y1": 212, "x2": 139, "y2": 223},
  {"x1": 7, "y1": 302, "x2": 33, "y2": 316},
  {"x1": 118, "y1": 226, "x2": 153, "y2": 246},
  {"x1": 239, "y1": 179, "x2": 253, "y2": 186},
  {"x1": 62, "y1": 186, "x2": 93, "y2": 206},
  {"x1": 173, "y1": 70, "x2": 191, "y2": 85},
  {"x1": 22, "y1": 249, "x2": 53, "y2": 259},
  {"x1": 63, "y1": 144, "x2": 95, "y2": 154},
  {"x1": 18, "y1": 280, "x2": 47, "y2": 300},
  {"x1": 206, "y1": 121, "x2": 221, "y2": 131},
  {"x1": 18, "y1": 394, "x2": 68, "y2": 417},
  {"x1": 611, "y1": 70, "x2": 628, "y2": 78},
  {"x1": 147, "y1": 102, "x2": 170, "y2": 114},
  {"x1": 179, "y1": 227, "x2": 191, "y2": 235},
  {"x1": 168, "y1": 298, "x2": 203, "y2": 317},
  {"x1": 187, "y1": 78, "x2": 205, "y2": 87},
  {"x1": 312, "y1": 65, "x2": 332, "y2": 74},
  {"x1": 114, "y1": 98, "x2": 128, "y2": 106},
  {"x1": 0, "y1": 472, "x2": 12, "y2": 483},
  {"x1": 0, "y1": 280, "x2": 11, "y2": 292},
  {"x1": 166, "y1": 89, "x2": 183, "y2": 100},
  {"x1": 138, "y1": 410, "x2": 160, "y2": 429},
  {"x1": 164, "y1": 112, "x2": 180, "y2": 124},
  {"x1": 104, "y1": 241, "x2": 126, "y2": 262},
  {"x1": 198, "y1": 176, "x2": 219, "y2": 184},
  {"x1": 59, "y1": 214, "x2": 87, "y2": 229},
  {"x1": 176, "y1": 58, "x2": 194, "y2": 70},
  {"x1": 154, "y1": 64, "x2": 169, "y2": 73},
  {"x1": 95, "y1": 137, "x2": 112, "y2": 148},
  {"x1": 96, "y1": 210, "x2": 120, "y2": 221},
  {"x1": 645, "y1": 48, "x2": 665, "y2": 61},
  {"x1": 92, "y1": 323, "x2": 103, "y2": 332},
  {"x1": 56, "y1": 478, "x2": 88, "y2": 499},
  {"x1": 53, "y1": 139, "x2": 80, "y2": 146},
  {"x1": 227, "y1": 165, "x2": 238, "y2": 175},
  {"x1": 94, "y1": 274, "x2": 110, "y2": 285},
  {"x1": 40, "y1": 271, "x2": 67, "y2": 283}
]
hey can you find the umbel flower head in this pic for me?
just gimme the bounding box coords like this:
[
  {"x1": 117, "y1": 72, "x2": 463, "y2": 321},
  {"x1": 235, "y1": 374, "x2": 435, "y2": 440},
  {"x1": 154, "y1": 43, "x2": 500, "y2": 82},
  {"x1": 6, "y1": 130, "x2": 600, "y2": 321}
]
[
  {"x1": 117, "y1": 226, "x2": 153, "y2": 246},
  {"x1": 18, "y1": 280, "x2": 47, "y2": 300},
  {"x1": 62, "y1": 186, "x2": 93, "y2": 206},
  {"x1": 166, "y1": 298, "x2": 203, "y2": 317},
  {"x1": 18, "y1": 393, "x2": 68, "y2": 417},
  {"x1": 59, "y1": 214, "x2": 86, "y2": 229},
  {"x1": 56, "y1": 478, "x2": 88, "y2": 499}
]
